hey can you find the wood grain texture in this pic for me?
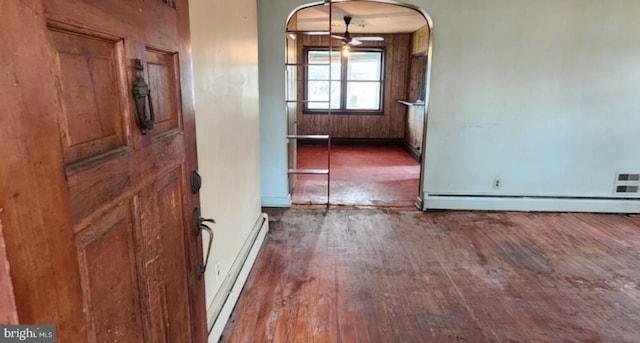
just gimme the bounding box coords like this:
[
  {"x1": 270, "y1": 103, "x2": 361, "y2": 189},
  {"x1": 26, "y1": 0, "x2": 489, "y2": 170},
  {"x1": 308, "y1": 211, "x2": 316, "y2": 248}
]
[
  {"x1": 297, "y1": 34, "x2": 410, "y2": 139},
  {"x1": 405, "y1": 105, "x2": 425, "y2": 151},
  {"x1": 405, "y1": 24, "x2": 430, "y2": 151},
  {"x1": 0, "y1": 218, "x2": 18, "y2": 325},
  {"x1": 0, "y1": 2, "x2": 87, "y2": 340},
  {"x1": 222, "y1": 209, "x2": 640, "y2": 342},
  {"x1": 0, "y1": 0, "x2": 206, "y2": 341},
  {"x1": 48, "y1": 26, "x2": 129, "y2": 165},
  {"x1": 408, "y1": 55, "x2": 427, "y2": 103},
  {"x1": 146, "y1": 48, "x2": 182, "y2": 135},
  {"x1": 136, "y1": 169, "x2": 192, "y2": 343},
  {"x1": 75, "y1": 202, "x2": 144, "y2": 343},
  {"x1": 411, "y1": 25, "x2": 430, "y2": 56},
  {"x1": 49, "y1": 1, "x2": 198, "y2": 341}
]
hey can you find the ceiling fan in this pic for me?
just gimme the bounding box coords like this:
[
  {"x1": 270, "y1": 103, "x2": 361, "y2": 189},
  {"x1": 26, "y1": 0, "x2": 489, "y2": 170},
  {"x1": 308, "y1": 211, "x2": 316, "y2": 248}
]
[{"x1": 331, "y1": 16, "x2": 384, "y2": 46}]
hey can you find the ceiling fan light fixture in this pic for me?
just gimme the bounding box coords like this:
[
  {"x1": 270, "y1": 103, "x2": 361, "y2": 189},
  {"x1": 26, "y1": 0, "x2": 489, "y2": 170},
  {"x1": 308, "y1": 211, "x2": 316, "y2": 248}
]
[
  {"x1": 341, "y1": 45, "x2": 350, "y2": 56},
  {"x1": 334, "y1": 15, "x2": 384, "y2": 47}
]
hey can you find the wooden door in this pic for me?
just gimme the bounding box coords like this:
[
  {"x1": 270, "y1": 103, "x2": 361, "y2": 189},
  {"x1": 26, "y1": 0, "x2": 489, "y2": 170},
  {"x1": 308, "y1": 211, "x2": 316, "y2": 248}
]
[{"x1": 0, "y1": 1, "x2": 207, "y2": 342}]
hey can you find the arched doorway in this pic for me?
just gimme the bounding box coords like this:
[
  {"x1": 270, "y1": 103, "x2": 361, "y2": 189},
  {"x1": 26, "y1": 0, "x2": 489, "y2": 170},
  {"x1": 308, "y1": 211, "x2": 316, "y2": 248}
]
[{"x1": 285, "y1": 1, "x2": 433, "y2": 207}]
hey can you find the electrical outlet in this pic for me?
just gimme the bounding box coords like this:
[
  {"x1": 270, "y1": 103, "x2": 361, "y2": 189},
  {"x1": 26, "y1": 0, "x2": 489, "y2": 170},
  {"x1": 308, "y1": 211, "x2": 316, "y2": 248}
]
[{"x1": 493, "y1": 179, "x2": 501, "y2": 189}]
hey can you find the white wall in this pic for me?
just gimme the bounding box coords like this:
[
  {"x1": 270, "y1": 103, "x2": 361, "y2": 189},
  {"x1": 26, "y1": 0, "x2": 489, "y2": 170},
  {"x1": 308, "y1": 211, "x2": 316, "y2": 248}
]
[
  {"x1": 258, "y1": 0, "x2": 291, "y2": 207},
  {"x1": 189, "y1": 0, "x2": 262, "y2": 321},
  {"x1": 424, "y1": 0, "x2": 640, "y2": 199},
  {"x1": 258, "y1": 0, "x2": 640, "y2": 210}
]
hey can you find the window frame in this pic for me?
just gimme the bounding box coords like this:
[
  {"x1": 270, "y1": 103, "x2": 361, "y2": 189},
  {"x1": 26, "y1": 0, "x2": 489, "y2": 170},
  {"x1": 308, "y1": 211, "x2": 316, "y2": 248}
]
[{"x1": 303, "y1": 46, "x2": 386, "y2": 115}]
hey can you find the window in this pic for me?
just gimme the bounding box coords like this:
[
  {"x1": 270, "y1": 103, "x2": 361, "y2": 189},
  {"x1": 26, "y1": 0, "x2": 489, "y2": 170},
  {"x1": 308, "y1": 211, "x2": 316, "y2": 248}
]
[{"x1": 304, "y1": 47, "x2": 384, "y2": 114}]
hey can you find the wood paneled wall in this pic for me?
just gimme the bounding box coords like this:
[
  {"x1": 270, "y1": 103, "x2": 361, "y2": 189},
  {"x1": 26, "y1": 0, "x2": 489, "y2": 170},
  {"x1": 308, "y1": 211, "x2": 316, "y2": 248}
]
[
  {"x1": 411, "y1": 25, "x2": 429, "y2": 56},
  {"x1": 405, "y1": 105, "x2": 425, "y2": 151},
  {"x1": 296, "y1": 34, "x2": 410, "y2": 139},
  {"x1": 405, "y1": 25, "x2": 430, "y2": 153}
]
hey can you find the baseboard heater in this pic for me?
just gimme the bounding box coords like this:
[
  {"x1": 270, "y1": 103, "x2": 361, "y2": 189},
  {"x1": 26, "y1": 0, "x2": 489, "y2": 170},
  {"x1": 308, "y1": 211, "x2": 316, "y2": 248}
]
[
  {"x1": 207, "y1": 213, "x2": 269, "y2": 342},
  {"x1": 423, "y1": 194, "x2": 640, "y2": 213}
]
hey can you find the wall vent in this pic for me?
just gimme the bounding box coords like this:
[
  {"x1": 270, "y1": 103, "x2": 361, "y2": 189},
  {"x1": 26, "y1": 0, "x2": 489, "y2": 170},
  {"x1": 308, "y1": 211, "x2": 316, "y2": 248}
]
[
  {"x1": 617, "y1": 173, "x2": 640, "y2": 181},
  {"x1": 614, "y1": 173, "x2": 640, "y2": 194},
  {"x1": 616, "y1": 185, "x2": 639, "y2": 193}
]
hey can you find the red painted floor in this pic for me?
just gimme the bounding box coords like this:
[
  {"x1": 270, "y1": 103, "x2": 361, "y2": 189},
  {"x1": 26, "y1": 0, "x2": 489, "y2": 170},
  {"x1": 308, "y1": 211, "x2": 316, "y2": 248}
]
[{"x1": 291, "y1": 146, "x2": 420, "y2": 207}]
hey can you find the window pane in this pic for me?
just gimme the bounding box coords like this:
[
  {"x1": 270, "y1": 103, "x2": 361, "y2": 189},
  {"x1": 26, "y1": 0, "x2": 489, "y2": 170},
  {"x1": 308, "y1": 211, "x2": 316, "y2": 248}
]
[
  {"x1": 307, "y1": 65, "x2": 330, "y2": 80},
  {"x1": 307, "y1": 81, "x2": 341, "y2": 109},
  {"x1": 305, "y1": 49, "x2": 383, "y2": 112},
  {"x1": 346, "y1": 82, "x2": 381, "y2": 110},
  {"x1": 308, "y1": 51, "x2": 341, "y2": 80},
  {"x1": 347, "y1": 52, "x2": 382, "y2": 81}
]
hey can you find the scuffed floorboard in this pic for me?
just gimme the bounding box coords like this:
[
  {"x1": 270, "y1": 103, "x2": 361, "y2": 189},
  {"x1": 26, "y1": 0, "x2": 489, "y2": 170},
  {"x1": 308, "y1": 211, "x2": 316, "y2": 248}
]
[{"x1": 222, "y1": 208, "x2": 640, "y2": 342}]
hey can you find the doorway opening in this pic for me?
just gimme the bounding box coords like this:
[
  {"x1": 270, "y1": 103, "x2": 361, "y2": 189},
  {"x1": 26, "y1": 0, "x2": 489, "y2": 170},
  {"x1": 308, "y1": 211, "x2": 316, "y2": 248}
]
[{"x1": 285, "y1": 1, "x2": 432, "y2": 207}]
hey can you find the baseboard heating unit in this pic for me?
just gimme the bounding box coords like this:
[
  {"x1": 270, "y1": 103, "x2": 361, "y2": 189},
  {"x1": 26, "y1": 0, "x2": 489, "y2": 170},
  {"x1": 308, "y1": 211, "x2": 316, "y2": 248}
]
[
  {"x1": 207, "y1": 213, "x2": 269, "y2": 342},
  {"x1": 422, "y1": 194, "x2": 640, "y2": 213}
]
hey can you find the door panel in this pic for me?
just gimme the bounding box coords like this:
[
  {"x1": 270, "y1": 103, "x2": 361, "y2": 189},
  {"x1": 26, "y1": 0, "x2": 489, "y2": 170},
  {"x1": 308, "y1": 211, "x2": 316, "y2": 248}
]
[
  {"x1": 48, "y1": 26, "x2": 129, "y2": 165},
  {"x1": 66, "y1": 131, "x2": 184, "y2": 227},
  {"x1": 75, "y1": 202, "x2": 144, "y2": 343},
  {"x1": 137, "y1": 169, "x2": 191, "y2": 343},
  {"x1": 0, "y1": 0, "x2": 206, "y2": 342},
  {"x1": 146, "y1": 49, "x2": 182, "y2": 135}
]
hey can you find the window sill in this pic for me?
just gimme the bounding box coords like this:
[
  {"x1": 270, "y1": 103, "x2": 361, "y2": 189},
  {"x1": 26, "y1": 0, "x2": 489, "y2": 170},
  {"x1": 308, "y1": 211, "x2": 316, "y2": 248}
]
[{"x1": 302, "y1": 111, "x2": 384, "y2": 116}]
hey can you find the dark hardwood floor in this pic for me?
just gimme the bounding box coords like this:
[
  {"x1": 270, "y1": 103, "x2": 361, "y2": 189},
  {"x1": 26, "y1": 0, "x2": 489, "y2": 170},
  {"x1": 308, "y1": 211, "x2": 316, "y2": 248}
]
[{"x1": 221, "y1": 208, "x2": 640, "y2": 342}]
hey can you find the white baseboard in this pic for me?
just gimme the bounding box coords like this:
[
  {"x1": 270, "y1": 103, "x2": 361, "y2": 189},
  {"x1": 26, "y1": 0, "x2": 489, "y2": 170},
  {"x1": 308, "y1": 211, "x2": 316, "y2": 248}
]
[
  {"x1": 414, "y1": 195, "x2": 424, "y2": 210},
  {"x1": 207, "y1": 213, "x2": 269, "y2": 342},
  {"x1": 423, "y1": 194, "x2": 640, "y2": 213},
  {"x1": 261, "y1": 195, "x2": 291, "y2": 208}
]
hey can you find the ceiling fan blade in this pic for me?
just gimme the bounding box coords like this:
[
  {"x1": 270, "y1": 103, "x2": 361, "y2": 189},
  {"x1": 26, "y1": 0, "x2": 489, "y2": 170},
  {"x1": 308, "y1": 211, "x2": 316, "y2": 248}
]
[
  {"x1": 299, "y1": 31, "x2": 330, "y2": 36},
  {"x1": 349, "y1": 39, "x2": 363, "y2": 46},
  {"x1": 331, "y1": 34, "x2": 347, "y2": 40},
  {"x1": 353, "y1": 36, "x2": 384, "y2": 42}
]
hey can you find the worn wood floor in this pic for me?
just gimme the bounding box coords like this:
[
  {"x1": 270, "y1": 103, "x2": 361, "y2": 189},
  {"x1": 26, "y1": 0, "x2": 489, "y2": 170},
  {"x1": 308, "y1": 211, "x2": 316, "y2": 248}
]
[
  {"x1": 221, "y1": 208, "x2": 640, "y2": 343},
  {"x1": 292, "y1": 146, "x2": 419, "y2": 206}
]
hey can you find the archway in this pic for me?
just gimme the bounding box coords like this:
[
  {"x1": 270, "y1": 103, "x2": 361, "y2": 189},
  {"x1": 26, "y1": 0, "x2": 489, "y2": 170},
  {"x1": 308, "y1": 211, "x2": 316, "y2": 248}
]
[{"x1": 285, "y1": 1, "x2": 433, "y2": 207}]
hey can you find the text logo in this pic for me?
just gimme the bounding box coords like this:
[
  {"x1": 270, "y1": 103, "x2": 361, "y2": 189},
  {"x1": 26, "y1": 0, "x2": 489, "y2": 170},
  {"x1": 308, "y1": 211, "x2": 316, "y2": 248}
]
[{"x1": 0, "y1": 326, "x2": 55, "y2": 343}]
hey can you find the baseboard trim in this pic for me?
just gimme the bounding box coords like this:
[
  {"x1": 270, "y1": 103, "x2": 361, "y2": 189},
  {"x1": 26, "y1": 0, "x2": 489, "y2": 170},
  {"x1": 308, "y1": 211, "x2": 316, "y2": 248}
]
[
  {"x1": 261, "y1": 195, "x2": 291, "y2": 208},
  {"x1": 414, "y1": 195, "x2": 424, "y2": 210},
  {"x1": 423, "y1": 194, "x2": 640, "y2": 213},
  {"x1": 207, "y1": 213, "x2": 269, "y2": 342},
  {"x1": 402, "y1": 141, "x2": 421, "y2": 162},
  {"x1": 298, "y1": 137, "x2": 405, "y2": 147}
]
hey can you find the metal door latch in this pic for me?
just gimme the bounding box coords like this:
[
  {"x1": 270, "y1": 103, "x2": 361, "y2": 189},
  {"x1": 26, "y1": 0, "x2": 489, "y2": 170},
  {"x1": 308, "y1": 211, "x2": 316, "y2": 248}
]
[{"x1": 193, "y1": 207, "x2": 215, "y2": 279}]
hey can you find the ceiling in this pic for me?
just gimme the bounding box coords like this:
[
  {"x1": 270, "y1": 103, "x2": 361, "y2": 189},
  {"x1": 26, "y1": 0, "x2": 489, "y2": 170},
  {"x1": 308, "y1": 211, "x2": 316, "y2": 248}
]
[{"x1": 288, "y1": 2, "x2": 427, "y2": 34}]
